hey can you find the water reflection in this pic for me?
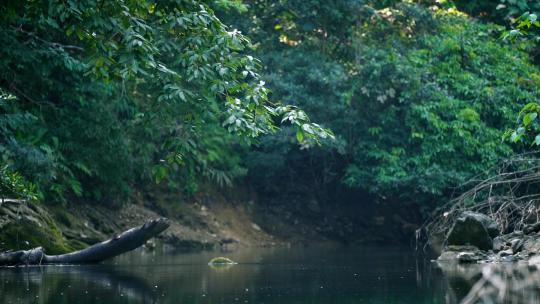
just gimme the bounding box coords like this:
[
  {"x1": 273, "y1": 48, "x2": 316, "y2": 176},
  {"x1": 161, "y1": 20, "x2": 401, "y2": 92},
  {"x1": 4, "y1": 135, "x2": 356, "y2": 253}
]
[
  {"x1": 0, "y1": 265, "x2": 157, "y2": 303},
  {"x1": 436, "y1": 262, "x2": 484, "y2": 303},
  {"x1": 0, "y1": 246, "x2": 451, "y2": 304},
  {"x1": 438, "y1": 260, "x2": 540, "y2": 303}
]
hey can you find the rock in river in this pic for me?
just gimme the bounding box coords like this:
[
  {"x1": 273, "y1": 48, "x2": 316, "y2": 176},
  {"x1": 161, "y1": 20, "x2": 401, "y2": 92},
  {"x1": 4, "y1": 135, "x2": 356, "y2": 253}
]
[
  {"x1": 208, "y1": 257, "x2": 237, "y2": 265},
  {"x1": 437, "y1": 245, "x2": 489, "y2": 263},
  {"x1": 446, "y1": 212, "x2": 498, "y2": 251},
  {"x1": 462, "y1": 211, "x2": 499, "y2": 238}
]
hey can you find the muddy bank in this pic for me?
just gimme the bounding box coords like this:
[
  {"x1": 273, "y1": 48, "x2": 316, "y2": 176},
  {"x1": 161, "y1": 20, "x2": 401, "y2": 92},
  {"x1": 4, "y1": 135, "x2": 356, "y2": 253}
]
[
  {"x1": 0, "y1": 195, "x2": 281, "y2": 254},
  {"x1": 1, "y1": 186, "x2": 414, "y2": 254}
]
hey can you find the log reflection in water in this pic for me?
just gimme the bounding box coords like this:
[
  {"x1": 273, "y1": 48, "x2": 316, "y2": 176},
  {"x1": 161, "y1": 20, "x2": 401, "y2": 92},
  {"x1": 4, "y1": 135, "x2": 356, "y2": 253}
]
[{"x1": 0, "y1": 265, "x2": 156, "y2": 303}]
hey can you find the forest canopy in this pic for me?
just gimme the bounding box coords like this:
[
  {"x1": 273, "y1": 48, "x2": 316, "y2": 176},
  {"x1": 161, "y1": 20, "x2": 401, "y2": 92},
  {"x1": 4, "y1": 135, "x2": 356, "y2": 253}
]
[
  {"x1": 1, "y1": 0, "x2": 540, "y2": 222},
  {"x1": 229, "y1": 1, "x2": 540, "y2": 212},
  {"x1": 0, "y1": 0, "x2": 330, "y2": 203}
]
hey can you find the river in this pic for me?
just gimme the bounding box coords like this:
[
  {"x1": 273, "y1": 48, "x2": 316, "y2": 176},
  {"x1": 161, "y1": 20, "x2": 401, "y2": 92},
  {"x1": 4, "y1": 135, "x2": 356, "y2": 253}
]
[{"x1": 0, "y1": 245, "x2": 471, "y2": 303}]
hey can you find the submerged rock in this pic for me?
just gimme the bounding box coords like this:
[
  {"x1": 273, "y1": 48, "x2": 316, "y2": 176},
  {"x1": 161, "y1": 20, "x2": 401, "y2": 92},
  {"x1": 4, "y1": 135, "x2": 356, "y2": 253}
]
[
  {"x1": 208, "y1": 257, "x2": 237, "y2": 265},
  {"x1": 446, "y1": 212, "x2": 496, "y2": 250},
  {"x1": 437, "y1": 245, "x2": 490, "y2": 264},
  {"x1": 437, "y1": 250, "x2": 461, "y2": 262},
  {"x1": 457, "y1": 252, "x2": 482, "y2": 263}
]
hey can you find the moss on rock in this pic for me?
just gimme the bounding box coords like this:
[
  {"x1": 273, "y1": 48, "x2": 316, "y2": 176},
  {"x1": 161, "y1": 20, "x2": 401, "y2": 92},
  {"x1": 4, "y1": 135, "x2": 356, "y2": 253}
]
[{"x1": 0, "y1": 202, "x2": 72, "y2": 254}]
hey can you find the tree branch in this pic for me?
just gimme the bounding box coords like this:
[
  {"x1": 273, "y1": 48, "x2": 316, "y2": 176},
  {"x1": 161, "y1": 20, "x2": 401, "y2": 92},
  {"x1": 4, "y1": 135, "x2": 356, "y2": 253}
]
[{"x1": 0, "y1": 218, "x2": 170, "y2": 266}]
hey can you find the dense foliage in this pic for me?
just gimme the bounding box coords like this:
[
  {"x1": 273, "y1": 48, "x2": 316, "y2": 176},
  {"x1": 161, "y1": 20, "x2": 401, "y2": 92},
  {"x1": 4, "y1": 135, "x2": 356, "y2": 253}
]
[
  {"x1": 0, "y1": 0, "x2": 329, "y2": 203},
  {"x1": 229, "y1": 2, "x2": 540, "y2": 212},
  {"x1": 2, "y1": 0, "x2": 540, "y2": 230},
  {"x1": 454, "y1": 0, "x2": 540, "y2": 63},
  {"x1": 454, "y1": 0, "x2": 540, "y2": 22},
  {"x1": 506, "y1": 13, "x2": 540, "y2": 147}
]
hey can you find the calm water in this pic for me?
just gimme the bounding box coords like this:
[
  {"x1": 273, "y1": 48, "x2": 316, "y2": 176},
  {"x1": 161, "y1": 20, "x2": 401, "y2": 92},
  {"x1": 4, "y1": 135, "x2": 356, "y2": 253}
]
[{"x1": 0, "y1": 246, "x2": 458, "y2": 304}]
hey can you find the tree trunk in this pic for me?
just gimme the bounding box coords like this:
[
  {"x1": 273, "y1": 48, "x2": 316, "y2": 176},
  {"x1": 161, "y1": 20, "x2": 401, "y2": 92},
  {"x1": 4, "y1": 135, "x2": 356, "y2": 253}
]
[{"x1": 0, "y1": 218, "x2": 170, "y2": 266}]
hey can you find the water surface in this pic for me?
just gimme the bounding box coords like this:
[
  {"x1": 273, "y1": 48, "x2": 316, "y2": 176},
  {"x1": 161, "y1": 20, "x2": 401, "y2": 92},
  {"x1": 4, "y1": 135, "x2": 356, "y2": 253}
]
[{"x1": 0, "y1": 245, "x2": 454, "y2": 303}]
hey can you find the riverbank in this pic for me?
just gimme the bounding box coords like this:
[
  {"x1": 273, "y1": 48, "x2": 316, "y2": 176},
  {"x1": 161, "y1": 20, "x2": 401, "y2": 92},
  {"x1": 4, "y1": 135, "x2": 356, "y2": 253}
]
[
  {"x1": 0, "y1": 194, "x2": 280, "y2": 254},
  {"x1": 1, "y1": 187, "x2": 355, "y2": 254},
  {"x1": 434, "y1": 211, "x2": 540, "y2": 264},
  {"x1": 424, "y1": 210, "x2": 540, "y2": 302},
  {"x1": 1, "y1": 182, "x2": 424, "y2": 254}
]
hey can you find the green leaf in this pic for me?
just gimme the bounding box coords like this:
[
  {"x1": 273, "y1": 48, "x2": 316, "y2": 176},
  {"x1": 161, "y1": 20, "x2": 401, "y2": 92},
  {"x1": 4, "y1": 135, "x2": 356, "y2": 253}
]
[
  {"x1": 510, "y1": 131, "x2": 520, "y2": 143},
  {"x1": 153, "y1": 165, "x2": 167, "y2": 183},
  {"x1": 523, "y1": 112, "x2": 538, "y2": 126},
  {"x1": 296, "y1": 130, "x2": 304, "y2": 142},
  {"x1": 535, "y1": 134, "x2": 540, "y2": 146}
]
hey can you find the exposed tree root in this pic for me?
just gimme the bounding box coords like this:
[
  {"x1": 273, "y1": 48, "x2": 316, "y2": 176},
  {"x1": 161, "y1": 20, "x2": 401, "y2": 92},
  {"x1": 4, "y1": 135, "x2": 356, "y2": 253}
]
[{"x1": 419, "y1": 152, "x2": 540, "y2": 250}]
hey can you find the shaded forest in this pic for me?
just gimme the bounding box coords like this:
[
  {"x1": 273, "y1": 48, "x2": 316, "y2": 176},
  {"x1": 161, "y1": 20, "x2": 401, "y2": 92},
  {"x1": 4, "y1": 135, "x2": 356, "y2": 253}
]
[{"x1": 1, "y1": 0, "x2": 540, "y2": 246}]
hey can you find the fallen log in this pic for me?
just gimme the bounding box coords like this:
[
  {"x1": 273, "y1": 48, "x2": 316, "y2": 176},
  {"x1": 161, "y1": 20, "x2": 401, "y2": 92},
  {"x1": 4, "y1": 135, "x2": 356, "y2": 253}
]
[{"x1": 0, "y1": 217, "x2": 170, "y2": 266}]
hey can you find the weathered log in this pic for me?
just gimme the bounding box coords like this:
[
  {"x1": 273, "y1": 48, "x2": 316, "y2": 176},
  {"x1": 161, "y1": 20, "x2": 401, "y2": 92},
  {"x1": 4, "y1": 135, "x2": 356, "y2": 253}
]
[{"x1": 0, "y1": 217, "x2": 170, "y2": 266}]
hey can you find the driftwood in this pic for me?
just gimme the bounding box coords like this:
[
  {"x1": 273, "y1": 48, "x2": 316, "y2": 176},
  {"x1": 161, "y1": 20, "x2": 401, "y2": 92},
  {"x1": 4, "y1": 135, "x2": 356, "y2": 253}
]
[{"x1": 0, "y1": 217, "x2": 170, "y2": 266}]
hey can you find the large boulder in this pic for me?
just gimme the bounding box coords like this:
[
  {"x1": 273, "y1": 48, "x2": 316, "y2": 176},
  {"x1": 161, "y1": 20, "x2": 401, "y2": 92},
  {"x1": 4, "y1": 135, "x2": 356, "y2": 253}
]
[
  {"x1": 462, "y1": 211, "x2": 500, "y2": 238},
  {"x1": 446, "y1": 212, "x2": 498, "y2": 250}
]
